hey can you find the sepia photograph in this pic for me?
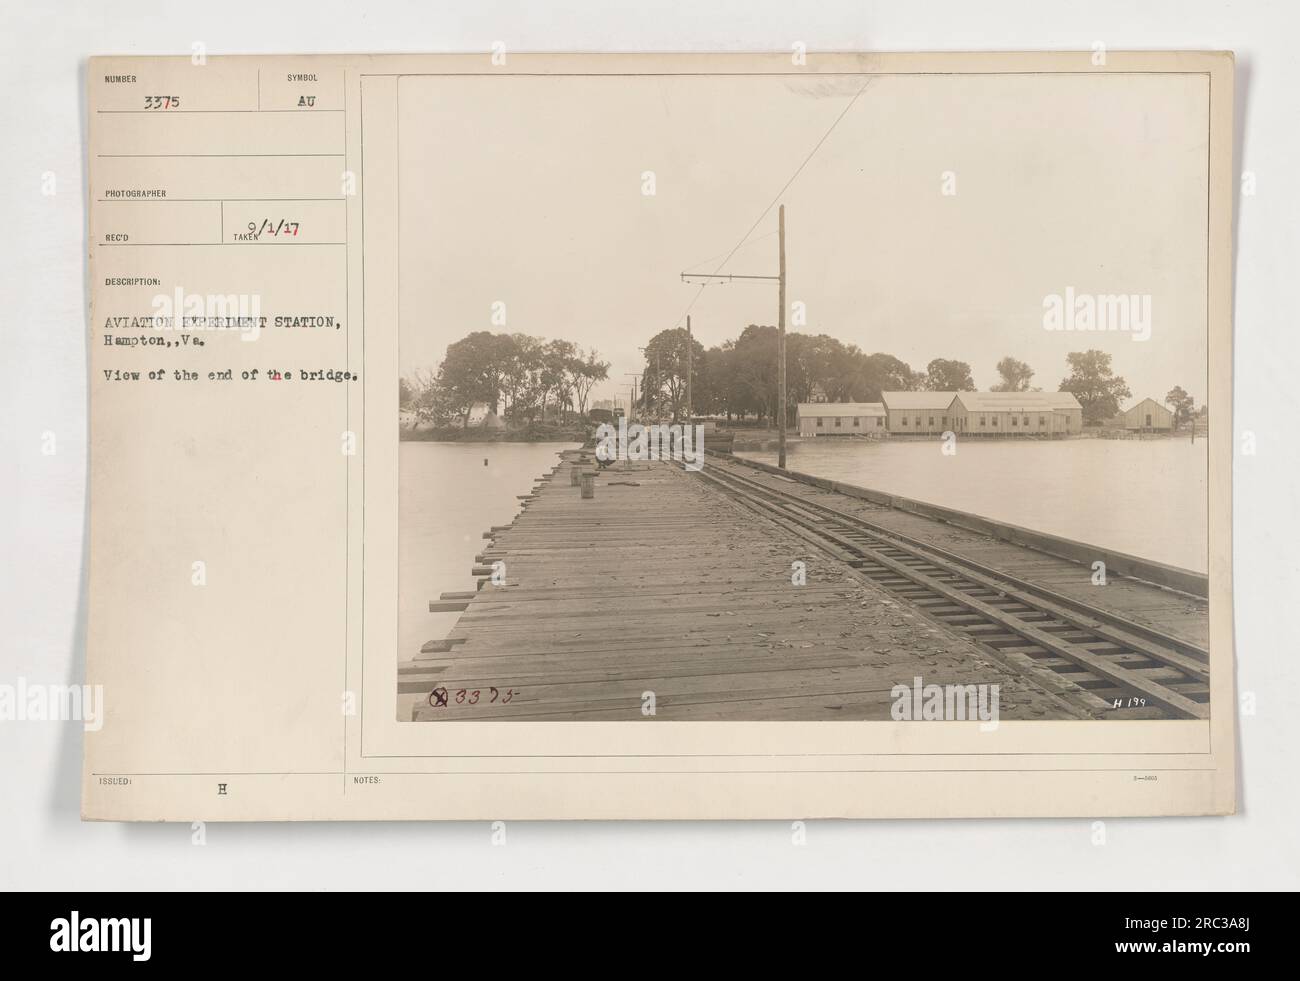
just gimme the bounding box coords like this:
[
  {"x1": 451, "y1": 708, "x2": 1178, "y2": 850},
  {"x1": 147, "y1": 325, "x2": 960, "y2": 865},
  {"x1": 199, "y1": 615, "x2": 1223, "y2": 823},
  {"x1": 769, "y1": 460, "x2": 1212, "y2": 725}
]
[
  {"x1": 396, "y1": 69, "x2": 1211, "y2": 724},
  {"x1": 16, "y1": 0, "x2": 1300, "y2": 906}
]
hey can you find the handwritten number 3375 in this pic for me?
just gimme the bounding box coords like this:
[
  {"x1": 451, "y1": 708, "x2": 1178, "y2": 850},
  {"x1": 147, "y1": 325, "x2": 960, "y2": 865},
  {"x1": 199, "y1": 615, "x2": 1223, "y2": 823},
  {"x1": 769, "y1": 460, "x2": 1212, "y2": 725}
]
[{"x1": 427, "y1": 687, "x2": 515, "y2": 708}]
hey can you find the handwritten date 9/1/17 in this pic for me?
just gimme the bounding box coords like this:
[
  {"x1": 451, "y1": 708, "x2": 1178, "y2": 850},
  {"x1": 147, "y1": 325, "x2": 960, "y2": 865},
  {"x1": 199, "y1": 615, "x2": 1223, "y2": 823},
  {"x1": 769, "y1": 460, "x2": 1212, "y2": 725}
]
[
  {"x1": 248, "y1": 219, "x2": 301, "y2": 238},
  {"x1": 427, "y1": 687, "x2": 517, "y2": 708}
]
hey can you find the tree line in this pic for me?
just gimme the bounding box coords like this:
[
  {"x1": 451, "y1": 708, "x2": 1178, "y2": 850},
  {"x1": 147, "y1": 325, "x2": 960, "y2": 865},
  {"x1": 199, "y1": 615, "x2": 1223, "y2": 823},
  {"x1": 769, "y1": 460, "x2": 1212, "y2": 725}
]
[
  {"x1": 636, "y1": 327, "x2": 1198, "y2": 428},
  {"x1": 637, "y1": 325, "x2": 955, "y2": 425},
  {"x1": 401, "y1": 332, "x2": 609, "y2": 428},
  {"x1": 402, "y1": 326, "x2": 1202, "y2": 431}
]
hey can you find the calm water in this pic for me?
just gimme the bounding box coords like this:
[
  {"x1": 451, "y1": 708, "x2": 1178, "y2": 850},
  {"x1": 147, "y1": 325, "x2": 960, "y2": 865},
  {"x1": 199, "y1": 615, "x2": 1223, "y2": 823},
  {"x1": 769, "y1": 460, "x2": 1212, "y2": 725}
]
[
  {"x1": 399, "y1": 441, "x2": 577, "y2": 661},
  {"x1": 737, "y1": 437, "x2": 1208, "y2": 572}
]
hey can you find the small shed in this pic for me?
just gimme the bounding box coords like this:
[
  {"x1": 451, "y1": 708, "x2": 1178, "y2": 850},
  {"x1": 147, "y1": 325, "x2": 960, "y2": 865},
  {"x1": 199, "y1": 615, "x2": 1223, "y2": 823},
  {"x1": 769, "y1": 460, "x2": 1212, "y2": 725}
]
[{"x1": 1120, "y1": 397, "x2": 1174, "y2": 431}]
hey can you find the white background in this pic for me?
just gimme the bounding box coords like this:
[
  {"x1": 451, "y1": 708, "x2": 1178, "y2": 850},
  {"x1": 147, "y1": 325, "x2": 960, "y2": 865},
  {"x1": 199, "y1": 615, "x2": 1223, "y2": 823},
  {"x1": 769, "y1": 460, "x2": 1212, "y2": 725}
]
[{"x1": 2, "y1": 0, "x2": 1296, "y2": 890}]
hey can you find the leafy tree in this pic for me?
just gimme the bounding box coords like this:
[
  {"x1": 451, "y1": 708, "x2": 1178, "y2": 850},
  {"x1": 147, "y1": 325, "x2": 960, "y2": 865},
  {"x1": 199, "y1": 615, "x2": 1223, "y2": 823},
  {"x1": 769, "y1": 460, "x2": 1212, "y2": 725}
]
[
  {"x1": 991, "y1": 356, "x2": 1035, "y2": 392},
  {"x1": 411, "y1": 332, "x2": 609, "y2": 430},
  {"x1": 731, "y1": 324, "x2": 780, "y2": 424},
  {"x1": 819, "y1": 341, "x2": 863, "y2": 401},
  {"x1": 438, "y1": 331, "x2": 504, "y2": 426},
  {"x1": 783, "y1": 333, "x2": 818, "y2": 408},
  {"x1": 539, "y1": 339, "x2": 577, "y2": 421},
  {"x1": 1165, "y1": 385, "x2": 1195, "y2": 429},
  {"x1": 924, "y1": 358, "x2": 976, "y2": 392},
  {"x1": 787, "y1": 333, "x2": 844, "y2": 404},
  {"x1": 405, "y1": 370, "x2": 455, "y2": 427},
  {"x1": 703, "y1": 342, "x2": 744, "y2": 420},
  {"x1": 857, "y1": 353, "x2": 918, "y2": 401},
  {"x1": 797, "y1": 344, "x2": 917, "y2": 403},
  {"x1": 694, "y1": 343, "x2": 731, "y2": 417},
  {"x1": 1059, "y1": 349, "x2": 1132, "y2": 425},
  {"x1": 500, "y1": 334, "x2": 543, "y2": 422},
  {"x1": 571, "y1": 348, "x2": 611, "y2": 418},
  {"x1": 642, "y1": 327, "x2": 705, "y2": 420}
]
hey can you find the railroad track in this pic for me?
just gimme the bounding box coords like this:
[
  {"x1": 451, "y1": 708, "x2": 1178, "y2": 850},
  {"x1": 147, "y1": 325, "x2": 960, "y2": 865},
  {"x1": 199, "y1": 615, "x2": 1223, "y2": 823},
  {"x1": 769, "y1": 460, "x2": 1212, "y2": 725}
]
[{"x1": 695, "y1": 460, "x2": 1210, "y2": 720}]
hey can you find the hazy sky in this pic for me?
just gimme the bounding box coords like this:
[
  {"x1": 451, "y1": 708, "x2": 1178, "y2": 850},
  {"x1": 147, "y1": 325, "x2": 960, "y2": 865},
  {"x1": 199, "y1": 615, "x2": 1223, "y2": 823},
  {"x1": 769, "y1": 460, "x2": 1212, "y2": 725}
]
[{"x1": 398, "y1": 71, "x2": 1209, "y2": 406}]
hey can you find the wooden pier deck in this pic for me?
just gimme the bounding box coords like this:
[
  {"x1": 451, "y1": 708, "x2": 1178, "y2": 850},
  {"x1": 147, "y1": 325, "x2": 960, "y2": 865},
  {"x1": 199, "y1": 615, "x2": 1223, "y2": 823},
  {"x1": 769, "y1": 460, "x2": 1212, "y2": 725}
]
[{"x1": 403, "y1": 449, "x2": 1200, "y2": 722}]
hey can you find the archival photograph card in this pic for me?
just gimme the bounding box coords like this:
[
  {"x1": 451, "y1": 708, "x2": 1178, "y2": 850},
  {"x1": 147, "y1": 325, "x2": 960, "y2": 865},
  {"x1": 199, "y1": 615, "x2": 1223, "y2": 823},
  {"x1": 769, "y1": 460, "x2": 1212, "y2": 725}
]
[{"x1": 83, "y1": 51, "x2": 1235, "y2": 821}]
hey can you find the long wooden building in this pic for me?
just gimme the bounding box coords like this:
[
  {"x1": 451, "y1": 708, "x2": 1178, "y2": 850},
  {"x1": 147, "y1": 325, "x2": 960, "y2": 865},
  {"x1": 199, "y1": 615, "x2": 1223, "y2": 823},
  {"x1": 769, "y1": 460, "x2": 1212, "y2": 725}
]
[
  {"x1": 878, "y1": 390, "x2": 1083, "y2": 437},
  {"x1": 797, "y1": 402, "x2": 886, "y2": 436},
  {"x1": 948, "y1": 391, "x2": 1083, "y2": 436}
]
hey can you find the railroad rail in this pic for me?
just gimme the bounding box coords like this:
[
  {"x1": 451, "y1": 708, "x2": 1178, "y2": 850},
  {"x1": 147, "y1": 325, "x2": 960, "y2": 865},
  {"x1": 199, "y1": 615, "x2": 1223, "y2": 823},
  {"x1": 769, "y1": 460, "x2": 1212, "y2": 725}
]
[{"x1": 695, "y1": 460, "x2": 1210, "y2": 720}]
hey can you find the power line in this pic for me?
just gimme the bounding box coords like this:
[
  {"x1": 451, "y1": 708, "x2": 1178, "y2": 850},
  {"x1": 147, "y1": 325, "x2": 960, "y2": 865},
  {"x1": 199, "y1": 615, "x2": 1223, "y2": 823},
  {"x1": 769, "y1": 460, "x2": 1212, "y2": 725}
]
[{"x1": 672, "y1": 76, "x2": 874, "y2": 329}]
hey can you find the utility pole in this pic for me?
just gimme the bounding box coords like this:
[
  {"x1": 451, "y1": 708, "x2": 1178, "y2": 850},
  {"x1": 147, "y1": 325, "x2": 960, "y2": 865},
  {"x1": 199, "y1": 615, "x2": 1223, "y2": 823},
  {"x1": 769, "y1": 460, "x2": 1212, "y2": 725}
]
[
  {"x1": 679, "y1": 204, "x2": 789, "y2": 468},
  {"x1": 624, "y1": 373, "x2": 640, "y2": 424},
  {"x1": 685, "y1": 315, "x2": 693, "y2": 422},
  {"x1": 654, "y1": 351, "x2": 661, "y2": 421},
  {"x1": 777, "y1": 204, "x2": 787, "y2": 468}
]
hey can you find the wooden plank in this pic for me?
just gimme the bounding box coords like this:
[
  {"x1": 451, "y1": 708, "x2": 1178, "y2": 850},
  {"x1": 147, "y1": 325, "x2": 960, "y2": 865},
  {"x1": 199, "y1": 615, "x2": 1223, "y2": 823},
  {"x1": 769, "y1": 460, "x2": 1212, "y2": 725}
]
[{"x1": 428, "y1": 600, "x2": 470, "y2": 613}]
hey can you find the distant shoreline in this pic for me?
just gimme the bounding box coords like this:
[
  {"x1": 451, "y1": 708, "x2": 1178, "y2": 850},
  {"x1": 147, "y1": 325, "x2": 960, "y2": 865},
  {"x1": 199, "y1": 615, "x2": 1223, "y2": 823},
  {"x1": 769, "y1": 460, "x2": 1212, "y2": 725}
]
[{"x1": 399, "y1": 424, "x2": 589, "y2": 443}]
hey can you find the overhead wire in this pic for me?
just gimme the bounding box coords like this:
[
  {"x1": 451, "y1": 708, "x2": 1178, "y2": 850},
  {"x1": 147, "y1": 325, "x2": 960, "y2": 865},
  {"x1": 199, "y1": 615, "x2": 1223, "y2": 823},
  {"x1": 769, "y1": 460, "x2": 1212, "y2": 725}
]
[{"x1": 672, "y1": 76, "x2": 874, "y2": 329}]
